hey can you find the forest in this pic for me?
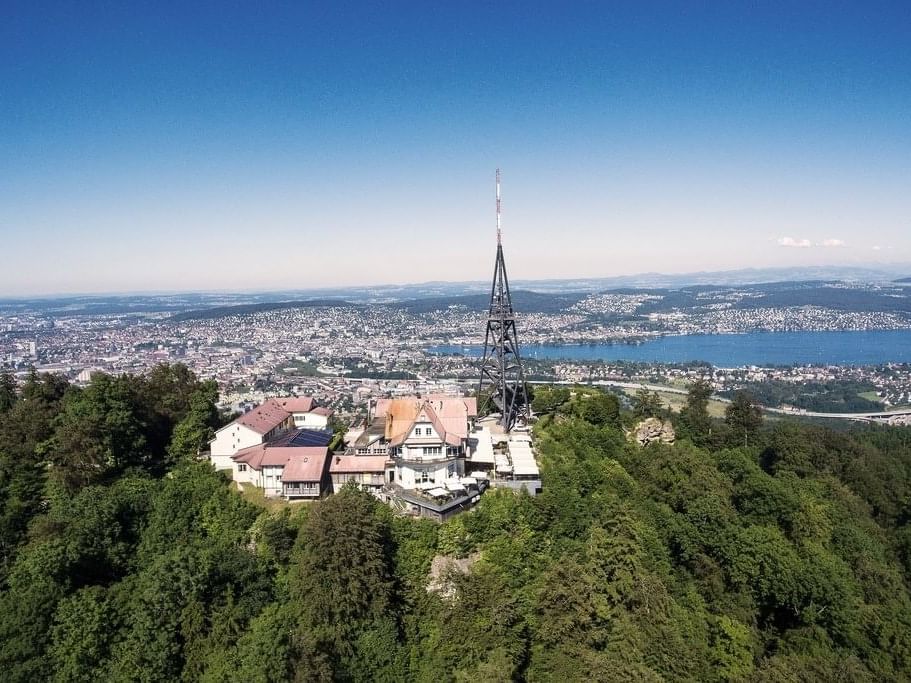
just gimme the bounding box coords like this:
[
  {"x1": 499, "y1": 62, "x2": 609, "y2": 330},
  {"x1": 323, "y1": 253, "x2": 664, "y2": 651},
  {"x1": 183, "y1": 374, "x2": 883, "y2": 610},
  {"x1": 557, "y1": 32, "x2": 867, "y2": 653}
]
[
  {"x1": 718, "y1": 379, "x2": 884, "y2": 414},
  {"x1": 0, "y1": 367, "x2": 910, "y2": 681}
]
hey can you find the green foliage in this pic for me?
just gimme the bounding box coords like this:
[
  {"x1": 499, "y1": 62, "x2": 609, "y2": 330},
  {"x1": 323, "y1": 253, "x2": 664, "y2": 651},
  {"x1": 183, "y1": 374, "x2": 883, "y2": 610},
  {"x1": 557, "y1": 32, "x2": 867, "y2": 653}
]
[
  {"x1": 0, "y1": 371, "x2": 16, "y2": 414},
  {"x1": 286, "y1": 488, "x2": 401, "y2": 678},
  {"x1": 572, "y1": 390, "x2": 621, "y2": 428},
  {"x1": 167, "y1": 381, "x2": 220, "y2": 463},
  {"x1": 530, "y1": 386, "x2": 570, "y2": 415},
  {"x1": 725, "y1": 391, "x2": 764, "y2": 446},
  {"x1": 727, "y1": 378, "x2": 884, "y2": 414},
  {"x1": 678, "y1": 379, "x2": 714, "y2": 444},
  {"x1": 632, "y1": 386, "x2": 665, "y2": 419},
  {"x1": 1, "y1": 363, "x2": 911, "y2": 680},
  {"x1": 0, "y1": 370, "x2": 69, "y2": 577}
]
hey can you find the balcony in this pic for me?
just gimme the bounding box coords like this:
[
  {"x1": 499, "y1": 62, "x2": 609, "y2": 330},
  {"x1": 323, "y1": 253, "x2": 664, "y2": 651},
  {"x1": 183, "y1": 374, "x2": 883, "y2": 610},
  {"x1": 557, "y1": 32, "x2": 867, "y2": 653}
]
[{"x1": 283, "y1": 484, "x2": 320, "y2": 498}]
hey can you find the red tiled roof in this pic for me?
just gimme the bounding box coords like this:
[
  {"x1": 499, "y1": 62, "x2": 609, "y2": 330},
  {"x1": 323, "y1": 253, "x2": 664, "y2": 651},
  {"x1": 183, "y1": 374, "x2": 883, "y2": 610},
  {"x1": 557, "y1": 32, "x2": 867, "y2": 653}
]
[
  {"x1": 382, "y1": 397, "x2": 469, "y2": 448},
  {"x1": 311, "y1": 406, "x2": 333, "y2": 417},
  {"x1": 282, "y1": 450, "x2": 329, "y2": 482},
  {"x1": 425, "y1": 394, "x2": 478, "y2": 418},
  {"x1": 233, "y1": 443, "x2": 266, "y2": 468},
  {"x1": 234, "y1": 399, "x2": 290, "y2": 435},
  {"x1": 260, "y1": 447, "x2": 299, "y2": 467},
  {"x1": 233, "y1": 444, "x2": 328, "y2": 472},
  {"x1": 329, "y1": 455, "x2": 389, "y2": 474},
  {"x1": 374, "y1": 398, "x2": 393, "y2": 418},
  {"x1": 384, "y1": 400, "x2": 422, "y2": 441},
  {"x1": 275, "y1": 396, "x2": 315, "y2": 413}
]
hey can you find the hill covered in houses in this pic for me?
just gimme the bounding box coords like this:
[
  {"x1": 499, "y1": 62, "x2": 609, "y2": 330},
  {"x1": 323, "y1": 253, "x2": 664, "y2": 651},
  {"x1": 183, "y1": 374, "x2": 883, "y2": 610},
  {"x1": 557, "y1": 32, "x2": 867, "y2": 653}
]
[{"x1": 0, "y1": 367, "x2": 910, "y2": 680}]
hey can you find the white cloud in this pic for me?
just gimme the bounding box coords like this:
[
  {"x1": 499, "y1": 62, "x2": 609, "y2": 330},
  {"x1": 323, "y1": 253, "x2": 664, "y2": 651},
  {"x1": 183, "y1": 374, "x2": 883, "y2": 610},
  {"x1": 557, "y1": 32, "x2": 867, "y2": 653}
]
[
  {"x1": 819, "y1": 238, "x2": 845, "y2": 247},
  {"x1": 777, "y1": 236, "x2": 812, "y2": 248}
]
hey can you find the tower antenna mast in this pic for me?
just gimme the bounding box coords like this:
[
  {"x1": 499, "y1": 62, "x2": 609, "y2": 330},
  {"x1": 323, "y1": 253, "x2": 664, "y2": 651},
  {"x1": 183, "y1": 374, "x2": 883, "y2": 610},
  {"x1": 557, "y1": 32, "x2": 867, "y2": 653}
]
[
  {"x1": 478, "y1": 169, "x2": 529, "y2": 431},
  {"x1": 496, "y1": 168, "x2": 502, "y2": 244}
]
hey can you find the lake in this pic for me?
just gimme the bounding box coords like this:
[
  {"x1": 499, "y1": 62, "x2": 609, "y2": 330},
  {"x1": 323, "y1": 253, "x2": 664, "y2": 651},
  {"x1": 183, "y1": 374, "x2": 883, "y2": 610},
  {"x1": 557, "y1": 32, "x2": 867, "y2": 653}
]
[{"x1": 429, "y1": 330, "x2": 911, "y2": 367}]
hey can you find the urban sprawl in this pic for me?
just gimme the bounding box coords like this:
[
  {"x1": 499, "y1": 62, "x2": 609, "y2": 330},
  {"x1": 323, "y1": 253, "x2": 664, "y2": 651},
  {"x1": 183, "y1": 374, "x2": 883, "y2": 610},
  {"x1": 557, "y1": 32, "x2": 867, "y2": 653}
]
[{"x1": 3, "y1": 284, "x2": 911, "y2": 413}]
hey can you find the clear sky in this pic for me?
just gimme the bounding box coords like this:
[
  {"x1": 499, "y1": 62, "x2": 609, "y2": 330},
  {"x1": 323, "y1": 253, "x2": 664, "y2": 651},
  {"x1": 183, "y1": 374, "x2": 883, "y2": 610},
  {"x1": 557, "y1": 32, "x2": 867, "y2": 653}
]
[{"x1": 2, "y1": 1, "x2": 909, "y2": 295}]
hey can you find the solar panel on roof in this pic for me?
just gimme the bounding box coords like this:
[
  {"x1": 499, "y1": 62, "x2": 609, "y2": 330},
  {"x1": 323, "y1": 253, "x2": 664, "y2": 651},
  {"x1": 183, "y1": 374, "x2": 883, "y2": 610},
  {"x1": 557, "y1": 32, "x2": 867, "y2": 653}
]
[{"x1": 288, "y1": 428, "x2": 333, "y2": 447}]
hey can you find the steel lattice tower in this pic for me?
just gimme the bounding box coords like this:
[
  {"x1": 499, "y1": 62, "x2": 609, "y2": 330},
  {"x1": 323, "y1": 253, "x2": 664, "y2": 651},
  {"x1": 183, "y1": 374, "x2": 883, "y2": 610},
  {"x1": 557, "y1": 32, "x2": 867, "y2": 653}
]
[{"x1": 478, "y1": 169, "x2": 529, "y2": 431}]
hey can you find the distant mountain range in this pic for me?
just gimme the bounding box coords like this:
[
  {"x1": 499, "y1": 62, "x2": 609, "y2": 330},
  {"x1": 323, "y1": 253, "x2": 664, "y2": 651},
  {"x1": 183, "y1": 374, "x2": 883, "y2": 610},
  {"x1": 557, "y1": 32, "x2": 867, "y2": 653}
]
[
  {"x1": 513, "y1": 264, "x2": 911, "y2": 291},
  {"x1": 3, "y1": 264, "x2": 911, "y2": 316}
]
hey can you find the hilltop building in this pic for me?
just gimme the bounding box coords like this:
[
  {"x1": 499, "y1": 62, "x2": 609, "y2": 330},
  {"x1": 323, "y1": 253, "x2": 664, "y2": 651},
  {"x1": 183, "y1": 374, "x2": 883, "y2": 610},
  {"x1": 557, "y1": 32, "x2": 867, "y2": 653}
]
[
  {"x1": 208, "y1": 396, "x2": 334, "y2": 499},
  {"x1": 335, "y1": 395, "x2": 489, "y2": 520},
  {"x1": 209, "y1": 396, "x2": 332, "y2": 471}
]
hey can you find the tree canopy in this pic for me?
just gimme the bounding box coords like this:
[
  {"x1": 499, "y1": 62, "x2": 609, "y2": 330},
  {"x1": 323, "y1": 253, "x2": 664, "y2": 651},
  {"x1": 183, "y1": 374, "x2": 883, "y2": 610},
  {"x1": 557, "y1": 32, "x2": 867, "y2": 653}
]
[{"x1": 0, "y1": 370, "x2": 910, "y2": 681}]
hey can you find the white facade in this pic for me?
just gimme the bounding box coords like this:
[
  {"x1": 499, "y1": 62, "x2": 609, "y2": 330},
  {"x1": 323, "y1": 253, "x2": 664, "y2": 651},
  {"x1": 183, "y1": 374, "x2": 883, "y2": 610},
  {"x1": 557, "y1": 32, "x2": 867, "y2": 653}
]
[
  {"x1": 392, "y1": 415, "x2": 465, "y2": 488},
  {"x1": 262, "y1": 465, "x2": 284, "y2": 497},
  {"x1": 292, "y1": 412, "x2": 329, "y2": 429},
  {"x1": 233, "y1": 460, "x2": 257, "y2": 485},
  {"x1": 394, "y1": 459, "x2": 462, "y2": 489},
  {"x1": 210, "y1": 423, "x2": 263, "y2": 470}
]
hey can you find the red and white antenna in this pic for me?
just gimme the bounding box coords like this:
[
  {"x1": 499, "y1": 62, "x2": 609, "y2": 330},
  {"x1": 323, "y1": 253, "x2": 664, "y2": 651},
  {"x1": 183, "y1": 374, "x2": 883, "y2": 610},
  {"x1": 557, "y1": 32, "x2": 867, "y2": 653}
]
[{"x1": 495, "y1": 168, "x2": 502, "y2": 245}]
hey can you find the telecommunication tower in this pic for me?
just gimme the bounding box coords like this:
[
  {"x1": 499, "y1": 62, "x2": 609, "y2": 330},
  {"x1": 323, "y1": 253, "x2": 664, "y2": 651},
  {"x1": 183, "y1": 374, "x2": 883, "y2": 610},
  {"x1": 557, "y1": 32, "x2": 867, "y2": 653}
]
[{"x1": 478, "y1": 169, "x2": 529, "y2": 431}]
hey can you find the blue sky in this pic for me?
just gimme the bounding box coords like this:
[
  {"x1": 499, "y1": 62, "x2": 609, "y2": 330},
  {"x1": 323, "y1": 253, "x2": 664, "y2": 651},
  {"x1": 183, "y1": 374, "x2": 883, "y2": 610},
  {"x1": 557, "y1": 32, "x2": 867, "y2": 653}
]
[{"x1": 1, "y1": 1, "x2": 909, "y2": 295}]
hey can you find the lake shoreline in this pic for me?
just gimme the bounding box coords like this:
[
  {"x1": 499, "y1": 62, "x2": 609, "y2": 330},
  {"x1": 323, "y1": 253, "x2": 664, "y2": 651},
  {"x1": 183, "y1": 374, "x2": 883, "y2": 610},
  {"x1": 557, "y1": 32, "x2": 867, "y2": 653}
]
[{"x1": 427, "y1": 329, "x2": 911, "y2": 367}]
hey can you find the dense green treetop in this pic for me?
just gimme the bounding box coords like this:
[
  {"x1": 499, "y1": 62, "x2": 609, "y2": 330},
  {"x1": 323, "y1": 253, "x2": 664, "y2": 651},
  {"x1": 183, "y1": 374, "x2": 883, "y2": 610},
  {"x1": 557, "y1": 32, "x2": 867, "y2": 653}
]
[{"x1": 0, "y1": 373, "x2": 910, "y2": 681}]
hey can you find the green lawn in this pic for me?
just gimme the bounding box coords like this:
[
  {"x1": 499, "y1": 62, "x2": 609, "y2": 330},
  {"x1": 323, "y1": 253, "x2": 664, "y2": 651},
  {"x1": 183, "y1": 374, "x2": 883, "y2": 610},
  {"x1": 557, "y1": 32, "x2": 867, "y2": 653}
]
[
  {"x1": 237, "y1": 483, "x2": 297, "y2": 512},
  {"x1": 621, "y1": 388, "x2": 728, "y2": 418},
  {"x1": 857, "y1": 391, "x2": 883, "y2": 404}
]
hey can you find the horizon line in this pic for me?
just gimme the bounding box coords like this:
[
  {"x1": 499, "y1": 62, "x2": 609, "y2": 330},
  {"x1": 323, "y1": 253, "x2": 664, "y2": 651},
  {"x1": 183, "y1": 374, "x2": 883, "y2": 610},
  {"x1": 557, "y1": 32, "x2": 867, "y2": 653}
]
[{"x1": 2, "y1": 262, "x2": 911, "y2": 301}]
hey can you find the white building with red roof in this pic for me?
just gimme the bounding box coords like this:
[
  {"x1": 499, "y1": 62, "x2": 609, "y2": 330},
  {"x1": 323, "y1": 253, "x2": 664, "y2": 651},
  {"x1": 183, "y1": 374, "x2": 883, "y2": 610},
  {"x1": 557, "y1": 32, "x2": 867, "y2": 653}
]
[
  {"x1": 272, "y1": 396, "x2": 334, "y2": 429},
  {"x1": 233, "y1": 443, "x2": 330, "y2": 498},
  {"x1": 329, "y1": 454, "x2": 389, "y2": 494},
  {"x1": 209, "y1": 396, "x2": 333, "y2": 471},
  {"x1": 352, "y1": 396, "x2": 478, "y2": 490},
  {"x1": 210, "y1": 399, "x2": 292, "y2": 471}
]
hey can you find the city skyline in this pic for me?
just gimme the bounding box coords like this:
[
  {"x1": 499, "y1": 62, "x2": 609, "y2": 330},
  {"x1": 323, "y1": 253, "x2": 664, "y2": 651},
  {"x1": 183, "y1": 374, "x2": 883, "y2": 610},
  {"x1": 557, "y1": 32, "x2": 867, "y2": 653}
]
[{"x1": 2, "y1": 2, "x2": 909, "y2": 296}]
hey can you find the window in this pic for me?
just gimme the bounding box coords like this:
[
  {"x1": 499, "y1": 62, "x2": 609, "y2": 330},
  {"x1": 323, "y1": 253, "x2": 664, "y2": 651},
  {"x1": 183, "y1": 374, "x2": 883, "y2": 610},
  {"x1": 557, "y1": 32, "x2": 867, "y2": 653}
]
[
  {"x1": 237, "y1": 464, "x2": 247, "y2": 472},
  {"x1": 425, "y1": 427, "x2": 432, "y2": 436}
]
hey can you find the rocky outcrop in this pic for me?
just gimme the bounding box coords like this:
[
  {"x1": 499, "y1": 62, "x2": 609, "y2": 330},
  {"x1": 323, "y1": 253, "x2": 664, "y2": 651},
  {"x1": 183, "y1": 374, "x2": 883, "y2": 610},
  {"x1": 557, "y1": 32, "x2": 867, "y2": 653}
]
[
  {"x1": 426, "y1": 552, "x2": 480, "y2": 599},
  {"x1": 631, "y1": 417, "x2": 675, "y2": 446}
]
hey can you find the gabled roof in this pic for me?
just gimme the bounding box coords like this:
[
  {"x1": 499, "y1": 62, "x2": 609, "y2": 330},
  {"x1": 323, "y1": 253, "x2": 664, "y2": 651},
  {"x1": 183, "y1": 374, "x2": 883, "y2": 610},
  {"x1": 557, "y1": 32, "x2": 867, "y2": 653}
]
[
  {"x1": 232, "y1": 399, "x2": 290, "y2": 435},
  {"x1": 283, "y1": 451, "x2": 329, "y2": 482},
  {"x1": 233, "y1": 443, "x2": 328, "y2": 474},
  {"x1": 374, "y1": 398, "x2": 395, "y2": 419},
  {"x1": 376, "y1": 395, "x2": 476, "y2": 419},
  {"x1": 382, "y1": 397, "x2": 469, "y2": 448},
  {"x1": 274, "y1": 396, "x2": 315, "y2": 414},
  {"x1": 384, "y1": 400, "x2": 422, "y2": 441},
  {"x1": 214, "y1": 395, "x2": 330, "y2": 439},
  {"x1": 353, "y1": 417, "x2": 387, "y2": 447},
  {"x1": 425, "y1": 394, "x2": 478, "y2": 418}
]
